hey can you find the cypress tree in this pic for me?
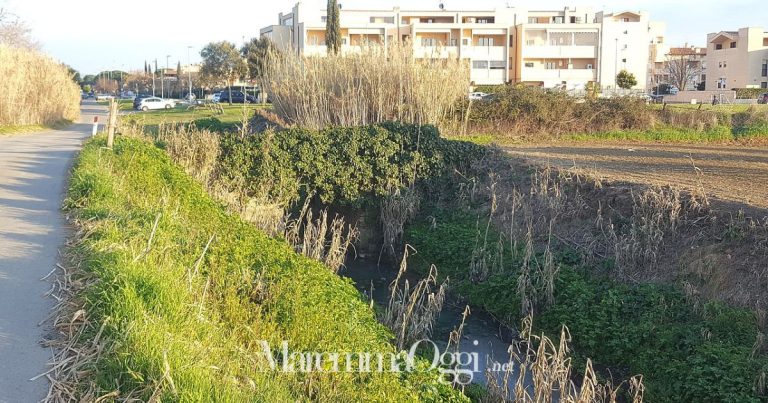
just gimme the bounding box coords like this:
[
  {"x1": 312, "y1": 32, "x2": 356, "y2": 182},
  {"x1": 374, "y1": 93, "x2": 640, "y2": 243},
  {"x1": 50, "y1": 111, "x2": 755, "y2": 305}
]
[{"x1": 325, "y1": 0, "x2": 341, "y2": 55}]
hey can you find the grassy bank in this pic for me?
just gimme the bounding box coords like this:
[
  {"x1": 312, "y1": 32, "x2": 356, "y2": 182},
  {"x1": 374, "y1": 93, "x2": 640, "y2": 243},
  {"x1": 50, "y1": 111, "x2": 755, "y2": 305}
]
[
  {"x1": 406, "y1": 211, "x2": 768, "y2": 402},
  {"x1": 0, "y1": 119, "x2": 71, "y2": 135},
  {"x1": 58, "y1": 136, "x2": 462, "y2": 401}
]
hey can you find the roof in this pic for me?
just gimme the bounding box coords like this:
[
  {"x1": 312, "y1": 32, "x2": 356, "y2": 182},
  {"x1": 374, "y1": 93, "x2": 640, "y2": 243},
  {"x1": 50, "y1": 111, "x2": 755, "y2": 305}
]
[
  {"x1": 668, "y1": 47, "x2": 707, "y2": 56},
  {"x1": 709, "y1": 31, "x2": 738, "y2": 42}
]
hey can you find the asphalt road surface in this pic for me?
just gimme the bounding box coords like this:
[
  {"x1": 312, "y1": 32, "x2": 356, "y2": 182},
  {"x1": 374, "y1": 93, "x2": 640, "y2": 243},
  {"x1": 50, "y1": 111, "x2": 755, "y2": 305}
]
[{"x1": 0, "y1": 102, "x2": 106, "y2": 402}]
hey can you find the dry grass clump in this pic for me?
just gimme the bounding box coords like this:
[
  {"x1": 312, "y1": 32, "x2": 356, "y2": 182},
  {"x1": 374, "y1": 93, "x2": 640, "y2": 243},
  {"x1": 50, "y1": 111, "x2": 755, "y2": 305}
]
[
  {"x1": 384, "y1": 246, "x2": 448, "y2": 350},
  {"x1": 0, "y1": 44, "x2": 80, "y2": 125},
  {"x1": 484, "y1": 315, "x2": 644, "y2": 403},
  {"x1": 264, "y1": 42, "x2": 469, "y2": 129},
  {"x1": 380, "y1": 187, "x2": 420, "y2": 259}
]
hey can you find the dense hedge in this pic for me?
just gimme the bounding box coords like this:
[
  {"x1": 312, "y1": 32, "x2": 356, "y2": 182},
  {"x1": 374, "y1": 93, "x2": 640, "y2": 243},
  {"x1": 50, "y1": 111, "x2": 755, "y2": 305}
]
[
  {"x1": 406, "y1": 211, "x2": 768, "y2": 402},
  {"x1": 735, "y1": 88, "x2": 768, "y2": 99},
  {"x1": 218, "y1": 122, "x2": 486, "y2": 206},
  {"x1": 66, "y1": 137, "x2": 466, "y2": 401}
]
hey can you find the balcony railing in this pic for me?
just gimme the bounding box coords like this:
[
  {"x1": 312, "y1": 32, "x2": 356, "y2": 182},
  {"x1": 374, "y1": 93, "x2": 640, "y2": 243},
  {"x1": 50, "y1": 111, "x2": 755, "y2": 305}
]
[{"x1": 523, "y1": 45, "x2": 597, "y2": 59}]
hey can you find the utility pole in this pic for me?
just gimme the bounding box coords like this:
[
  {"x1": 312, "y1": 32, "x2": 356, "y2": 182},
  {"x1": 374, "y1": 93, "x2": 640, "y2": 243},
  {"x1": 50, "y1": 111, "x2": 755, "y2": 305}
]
[
  {"x1": 187, "y1": 46, "x2": 193, "y2": 99},
  {"x1": 153, "y1": 59, "x2": 158, "y2": 97},
  {"x1": 165, "y1": 55, "x2": 170, "y2": 98}
]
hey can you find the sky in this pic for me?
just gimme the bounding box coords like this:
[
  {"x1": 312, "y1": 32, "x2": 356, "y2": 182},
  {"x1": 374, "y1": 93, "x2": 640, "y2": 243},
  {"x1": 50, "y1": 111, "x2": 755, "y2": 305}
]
[{"x1": 3, "y1": 0, "x2": 766, "y2": 75}]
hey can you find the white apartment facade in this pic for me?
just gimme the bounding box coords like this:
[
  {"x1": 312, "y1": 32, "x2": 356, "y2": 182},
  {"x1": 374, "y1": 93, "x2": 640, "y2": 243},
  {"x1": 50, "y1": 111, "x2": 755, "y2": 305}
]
[
  {"x1": 705, "y1": 27, "x2": 768, "y2": 89},
  {"x1": 260, "y1": 3, "x2": 664, "y2": 89}
]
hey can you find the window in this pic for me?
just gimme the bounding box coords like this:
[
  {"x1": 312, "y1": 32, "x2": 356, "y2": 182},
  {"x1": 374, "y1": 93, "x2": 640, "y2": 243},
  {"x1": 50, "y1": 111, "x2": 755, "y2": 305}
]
[
  {"x1": 715, "y1": 43, "x2": 723, "y2": 50},
  {"x1": 509, "y1": 35, "x2": 514, "y2": 46},
  {"x1": 449, "y1": 38, "x2": 458, "y2": 46},
  {"x1": 623, "y1": 30, "x2": 628, "y2": 35},
  {"x1": 478, "y1": 37, "x2": 494, "y2": 46},
  {"x1": 723, "y1": 62, "x2": 727, "y2": 68},
  {"x1": 762, "y1": 82, "x2": 768, "y2": 89},
  {"x1": 462, "y1": 38, "x2": 469, "y2": 46},
  {"x1": 321, "y1": 16, "x2": 327, "y2": 23},
  {"x1": 622, "y1": 58, "x2": 627, "y2": 63},
  {"x1": 490, "y1": 61, "x2": 505, "y2": 70},
  {"x1": 283, "y1": 17, "x2": 293, "y2": 26},
  {"x1": 730, "y1": 42, "x2": 737, "y2": 48},
  {"x1": 762, "y1": 63, "x2": 768, "y2": 77},
  {"x1": 570, "y1": 16, "x2": 577, "y2": 23},
  {"x1": 552, "y1": 16, "x2": 564, "y2": 24},
  {"x1": 528, "y1": 17, "x2": 537, "y2": 23},
  {"x1": 545, "y1": 62, "x2": 557, "y2": 69},
  {"x1": 421, "y1": 38, "x2": 438, "y2": 47},
  {"x1": 342, "y1": 38, "x2": 347, "y2": 45},
  {"x1": 524, "y1": 62, "x2": 534, "y2": 68},
  {"x1": 622, "y1": 17, "x2": 630, "y2": 22},
  {"x1": 370, "y1": 16, "x2": 394, "y2": 24},
  {"x1": 472, "y1": 61, "x2": 488, "y2": 69}
]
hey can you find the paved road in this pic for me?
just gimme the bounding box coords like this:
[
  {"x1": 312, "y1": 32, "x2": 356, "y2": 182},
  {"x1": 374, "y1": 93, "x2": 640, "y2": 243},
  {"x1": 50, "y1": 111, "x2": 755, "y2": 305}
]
[{"x1": 0, "y1": 102, "x2": 106, "y2": 402}]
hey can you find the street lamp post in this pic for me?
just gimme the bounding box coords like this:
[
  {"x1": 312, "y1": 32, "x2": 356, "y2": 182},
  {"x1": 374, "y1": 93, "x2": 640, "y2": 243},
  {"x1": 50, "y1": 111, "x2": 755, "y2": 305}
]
[
  {"x1": 165, "y1": 55, "x2": 170, "y2": 98},
  {"x1": 614, "y1": 38, "x2": 618, "y2": 89},
  {"x1": 187, "y1": 46, "x2": 193, "y2": 99}
]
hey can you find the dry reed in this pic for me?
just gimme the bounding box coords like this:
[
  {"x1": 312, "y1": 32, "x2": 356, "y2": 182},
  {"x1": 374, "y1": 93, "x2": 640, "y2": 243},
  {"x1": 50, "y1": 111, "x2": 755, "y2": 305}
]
[
  {"x1": 485, "y1": 315, "x2": 645, "y2": 403},
  {"x1": 384, "y1": 246, "x2": 448, "y2": 350},
  {"x1": 263, "y1": 42, "x2": 469, "y2": 129},
  {"x1": 0, "y1": 44, "x2": 80, "y2": 125}
]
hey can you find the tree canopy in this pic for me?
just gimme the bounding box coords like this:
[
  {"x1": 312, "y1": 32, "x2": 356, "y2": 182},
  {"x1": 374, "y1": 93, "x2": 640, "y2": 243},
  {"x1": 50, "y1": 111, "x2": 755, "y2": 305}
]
[{"x1": 616, "y1": 70, "x2": 638, "y2": 89}]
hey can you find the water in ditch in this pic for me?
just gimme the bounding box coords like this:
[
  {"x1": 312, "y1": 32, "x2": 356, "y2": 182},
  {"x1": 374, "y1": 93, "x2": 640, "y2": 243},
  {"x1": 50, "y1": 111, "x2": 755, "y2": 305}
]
[{"x1": 340, "y1": 258, "x2": 531, "y2": 388}]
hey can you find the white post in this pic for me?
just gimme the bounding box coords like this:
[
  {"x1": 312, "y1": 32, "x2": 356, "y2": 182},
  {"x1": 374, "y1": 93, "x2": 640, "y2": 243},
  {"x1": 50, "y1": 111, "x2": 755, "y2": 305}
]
[{"x1": 91, "y1": 116, "x2": 99, "y2": 137}]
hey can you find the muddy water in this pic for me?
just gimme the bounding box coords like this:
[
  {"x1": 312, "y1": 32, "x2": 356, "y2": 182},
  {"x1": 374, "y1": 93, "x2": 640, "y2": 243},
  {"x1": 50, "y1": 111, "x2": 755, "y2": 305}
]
[{"x1": 340, "y1": 259, "x2": 529, "y2": 387}]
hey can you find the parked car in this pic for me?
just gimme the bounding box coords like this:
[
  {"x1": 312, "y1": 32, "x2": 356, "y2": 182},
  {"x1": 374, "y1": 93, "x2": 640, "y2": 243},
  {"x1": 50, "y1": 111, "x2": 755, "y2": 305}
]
[
  {"x1": 132, "y1": 94, "x2": 153, "y2": 109},
  {"x1": 758, "y1": 93, "x2": 768, "y2": 104},
  {"x1": 218, "y1": 91, "x2": 255, "y2": 104},
  {"x1": 95, "y1": 94, "x2": 114, "y2": 101},
  {"x1": 211, "y1": 92, "x2": 222, "y2": 103},
  {"x1": 469, "y1": 91, "x2": 489, "y2": 101},
  {"x1": 136, "y1": 97, "x2": 175, "y2": 111}
]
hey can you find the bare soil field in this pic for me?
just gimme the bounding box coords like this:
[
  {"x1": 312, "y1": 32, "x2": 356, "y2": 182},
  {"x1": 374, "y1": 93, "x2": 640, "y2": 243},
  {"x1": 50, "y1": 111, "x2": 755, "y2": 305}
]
[{"x1": 505, "y1": 143, "x2": 768, "y2": 212}]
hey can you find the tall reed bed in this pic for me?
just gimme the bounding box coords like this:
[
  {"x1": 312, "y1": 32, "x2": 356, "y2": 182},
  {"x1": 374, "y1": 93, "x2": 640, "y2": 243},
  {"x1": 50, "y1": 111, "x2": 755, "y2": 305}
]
[
  {"x1": 264, "y1": 43, "x2": 469, "y2": 129},
  {"x1": 0, "y1": 44, "x2": 80, "y2": 126}
]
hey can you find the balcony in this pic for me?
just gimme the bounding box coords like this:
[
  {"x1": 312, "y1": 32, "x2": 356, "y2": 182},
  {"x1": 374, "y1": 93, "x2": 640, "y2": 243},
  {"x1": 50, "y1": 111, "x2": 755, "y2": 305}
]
[
  {"x1": 523, "y1": 45, "x2": 597, "y2": 59},
  {"x1": 413, "y1": 46, "x2": 459, "y2": 59},
  {"x1": 462, "y1": 46, "x2": 506, "y2": 60},
  {"x1": 521, "y1": 68, "x2": 596, "y2": 81}
]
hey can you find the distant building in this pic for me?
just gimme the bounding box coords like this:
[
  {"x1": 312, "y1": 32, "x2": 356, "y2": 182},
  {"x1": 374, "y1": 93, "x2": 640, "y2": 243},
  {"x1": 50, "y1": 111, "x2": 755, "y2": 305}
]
[
  {"x1": 651, "y1": 46, "x2": 707, "y2": 90},
  {"x1": 260, "y1": 3, "x2": 665, "y2": 89},
  {"x1": 705, "y1": 27, "x2": 768, "y2": 89}
]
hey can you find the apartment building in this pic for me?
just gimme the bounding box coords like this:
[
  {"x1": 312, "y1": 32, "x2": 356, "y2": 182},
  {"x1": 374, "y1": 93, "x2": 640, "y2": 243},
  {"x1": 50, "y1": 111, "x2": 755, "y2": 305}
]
[
  {"x1": 649, "y1": 46, "x2": 707, "y2": 90},
  {"x1": 705, "y1": 27, "x2": 768, "y2": 89},
  {"x1": 260, "y1": 3, "x2": 664, "y2": 89}
]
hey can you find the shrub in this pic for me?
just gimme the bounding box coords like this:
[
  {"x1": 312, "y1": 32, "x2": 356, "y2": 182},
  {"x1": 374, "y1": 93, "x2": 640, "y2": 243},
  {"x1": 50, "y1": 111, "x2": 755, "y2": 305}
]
[
  {"x1": 217, "y1": 122, "x2": 486, "y2": 206},
  {"x1": 734, "y1": 88, "x2": 767, "y2": 99},
  {"x1": 0, "y1": 44, "x2": 80, "y2": 125}
]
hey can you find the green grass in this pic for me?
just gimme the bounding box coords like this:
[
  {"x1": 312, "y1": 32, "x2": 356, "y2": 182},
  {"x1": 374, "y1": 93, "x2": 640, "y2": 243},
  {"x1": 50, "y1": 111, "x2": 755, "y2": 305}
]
[
  {"x1": 563, "y1": 125, "x2": 735, "y2": 143},
  {"x1": 65, "y1": 136, "x2": 464, "y2": 401},
  {"x1": 0, "y1": 119, "x2": 72, "y2": 135},
  {"x1": 122, "y1": 104, "x2": 268, "y2": 130}
]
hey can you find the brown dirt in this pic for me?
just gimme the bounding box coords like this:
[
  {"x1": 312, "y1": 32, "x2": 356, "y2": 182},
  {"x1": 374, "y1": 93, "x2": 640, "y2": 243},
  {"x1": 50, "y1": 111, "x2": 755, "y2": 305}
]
[{"x1": 504, "y1": 143, "x2": 768, "y2": 212}]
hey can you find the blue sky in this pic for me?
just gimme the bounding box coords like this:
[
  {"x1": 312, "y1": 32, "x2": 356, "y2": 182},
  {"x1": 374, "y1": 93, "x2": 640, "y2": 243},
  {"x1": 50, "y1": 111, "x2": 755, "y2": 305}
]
[{"x1": 4, "y1": 0, "x2": 766, "y2": 74}]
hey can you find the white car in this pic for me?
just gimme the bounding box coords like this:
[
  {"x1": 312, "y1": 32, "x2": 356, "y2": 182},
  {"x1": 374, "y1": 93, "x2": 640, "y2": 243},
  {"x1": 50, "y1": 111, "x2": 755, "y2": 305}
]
[
  {"x1": 95, "y1": 94, "x2": 115, "y2": 101},
  {"x1": 469, "y1": 91, "x2": 489, "y2": 101},
  {"x1": 136, "y1": 97, "x2": 175, "y2": 111}
]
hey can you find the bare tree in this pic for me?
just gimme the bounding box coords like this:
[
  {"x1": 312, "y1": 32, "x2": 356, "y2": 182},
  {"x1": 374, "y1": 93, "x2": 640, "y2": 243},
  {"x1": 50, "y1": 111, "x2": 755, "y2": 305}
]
[
  {"x1": 0, "y1": 8, "x2": 38, "y2": 49},
  {"x1": 665, "y1": 54, "x2": 703, "y2": 91}
]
